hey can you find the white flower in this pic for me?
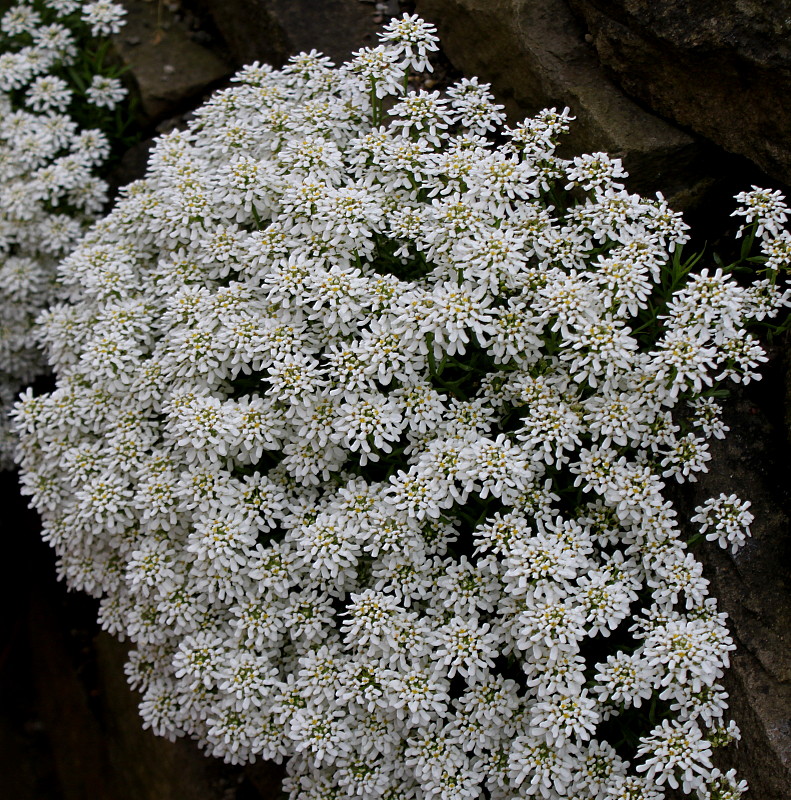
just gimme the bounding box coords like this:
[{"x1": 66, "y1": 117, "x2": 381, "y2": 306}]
[
  {"x1": 760, "y1": 229, "x2": 791, "y2": 272},
  {"x1": 430, "y1": 614, "x2": 500, "y2": 683},
  {"x1": 82, "y1": 0, "x2": 127, "y2": 36},
  {"x1": 456, "y1": 434, "x2": 535, "y2": 503},
  {"x1": 502, "y1": 527, "x2": 587, "y2": 593},
  {"x1": 733, "y1": 185, "x2": 789, "y2": 238},
  {"x1": 446, "y1": 77, "x2": 506, "y2": 135},
  {"x1": 508, "y1": 733, "x2": 578, "y2": 797},
  {"x1": 559, "y1": 316, "x2": 639, "y2": 388},
  {"x1": 593, "y1": 246, "x2": 658, "y2": 315},
  {"x1": 293, "y1": 513, "x2": 362, "y2": 588},
  {"x1": 641, "y1": 615, "x2": 735, "y2": 696},
  {"x1": 26, "y1": 74, "x2": 72, "y2": 111},
  {"x1": 565, "y1": 152, "x2": 628, "y2": 191},
  {"x1": 389, "y1": 90, "x2": 451, "y2": 146},
  {"x1": 138, "y1": 676, "x2": 184, "y2": 740},
  {"x1": 32, "y1": 23, "x2": 76, "y2": 61},
  {"x1": 635, "y1": 718, "x2": 714, "y2": 793},
  {"x1": 0, "y1": 0, "x2": 128, "y2": 468},
  {"x1": 2, "y1": 5, "x2": 41, "y2": 36},
  {"x1": 386, "y1": 466, "x2": 455, "y2": 521},
  {"x1": 594, "y1": 651, "x2": 658, "y2": 708},
  {"x1": 659, "y1": 432, "x2": 712, "y2": 482},
  {"x1": 379, "y1": 14, "x2": 440, "y2": 73},
  {"x1": 347, "y1": 45, "x2": 403, "y2": 99},
  {"x1": 648, "y1": 327, "x2": 719, "y2": 398},
  {"x1": 697, "y1": 768, "x2": 749, "y2": 800},
  {"x1": 86, "y1": 74, "x2": 127, "y2": 108},
  {"x1": 715, "y1": 329, "x2": 768, "y2": 383},
  {"x1": 604, "y1": 772, "x2": 666, "y2": 800},
  {"x1": 74, "y1": 471, "x2": 134, "y2": 532},
  {"x1": 510, "y1": 586, "x2": 587, "y2": 661},
  {"x1": 331, "y1": 392, "x2": 406, "y2": 463},
  {"x1": 529, "y1": 690, "x2": 600, "y2": 746},
  {"x1": 583, "y1": 391, "x2": 653, "y2": 448},
  {"x1": 289, "y1": 706, "x2": 354, "y2": 767},
  {"x1": 692, "y1": 494, "x2": 753, "y2": 554}
]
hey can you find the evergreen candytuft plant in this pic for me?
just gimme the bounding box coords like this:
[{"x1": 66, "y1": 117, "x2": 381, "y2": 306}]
[
  {"x1": 0, "y1": 0, "x2": 131, "y2": 467},
  {"x1": 12, "y1": 15, "x2": 791, "y2": 800}
]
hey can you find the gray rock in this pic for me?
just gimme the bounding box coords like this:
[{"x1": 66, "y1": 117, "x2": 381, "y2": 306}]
[
  {"x1": 26, "y1": 590, "x2": 115, "y2": 799},
  {"x1": 190, "y1": 0, "x2": 384, "y2": 69},
  {"x1": 93, "y1": 634, "x2": 241, "y2": 800},
  {"x1": 114, "y1": 0, "x2": 232, "y2": 120},
  {"x1": 567, "y1": 0, "x2": 791, "y2": 186},
  {"x1": 414, "y1": 0, "x2": 710, "y2": 204}
]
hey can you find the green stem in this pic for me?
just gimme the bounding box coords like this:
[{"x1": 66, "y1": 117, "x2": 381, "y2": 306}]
[{"x1": 370, "y1": 77, "x2": 381, "y2": 127}]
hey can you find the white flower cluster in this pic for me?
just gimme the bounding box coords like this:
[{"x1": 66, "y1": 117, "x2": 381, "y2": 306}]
[
  {"x1": 0, "y1": 0, "x2": 127, "y2": 468},
  {"x1": 12, "y1": 16, "x2": 790, "y2": 800},
  {"x1": 691, "y1": 495, "x2": 754, "y2": 555}
]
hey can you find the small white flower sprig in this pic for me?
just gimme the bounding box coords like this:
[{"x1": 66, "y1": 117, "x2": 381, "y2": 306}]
[
  {"x1": 12, "y1": 14, "x2": 790, "y2": 800},
  {"x1": 0, "y1": 0, "x2": 130, "y2": 468}
]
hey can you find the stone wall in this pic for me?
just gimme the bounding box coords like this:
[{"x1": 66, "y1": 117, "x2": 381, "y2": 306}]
[
  {"x1": 567, "y1": 0, "x2": 791, "y2": 188},
  {"x1": 415, "y1": 0, "x2": 711, "y2": 203}
]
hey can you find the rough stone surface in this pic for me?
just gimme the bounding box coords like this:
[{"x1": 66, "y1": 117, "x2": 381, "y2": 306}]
[
  {"x1": 1, "y1": 472, "x2": 55, "y2": 800},
  {"x1": 114, "y1": 0, "x2": 232, "y2": 120},
  {"x1": 414, "y1": 0, "x2": 710, "y2": 203},
  {"x1": 26, "y1": 593, "x2": 117, "y2": 800},
  {"x1": 93, "y1": 634, "x2": 242, "y2": 800},
  {"x1": 678, "y1": 352, "x2": 791, "y2": 800},
  {"x1": 190, "y1": 0, "x2": 384, "y2": 70},
  {"x1": 567, "y1": 0, "x2": 791, "y2": 187}
]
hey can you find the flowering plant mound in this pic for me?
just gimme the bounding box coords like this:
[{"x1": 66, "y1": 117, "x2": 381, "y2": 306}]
[
  {"x1": 0, "y1": 0, "x2": 129, "y2": 467},
  {"x1": 13, "y1": 16, "x2": 791, "y2": 800}
]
